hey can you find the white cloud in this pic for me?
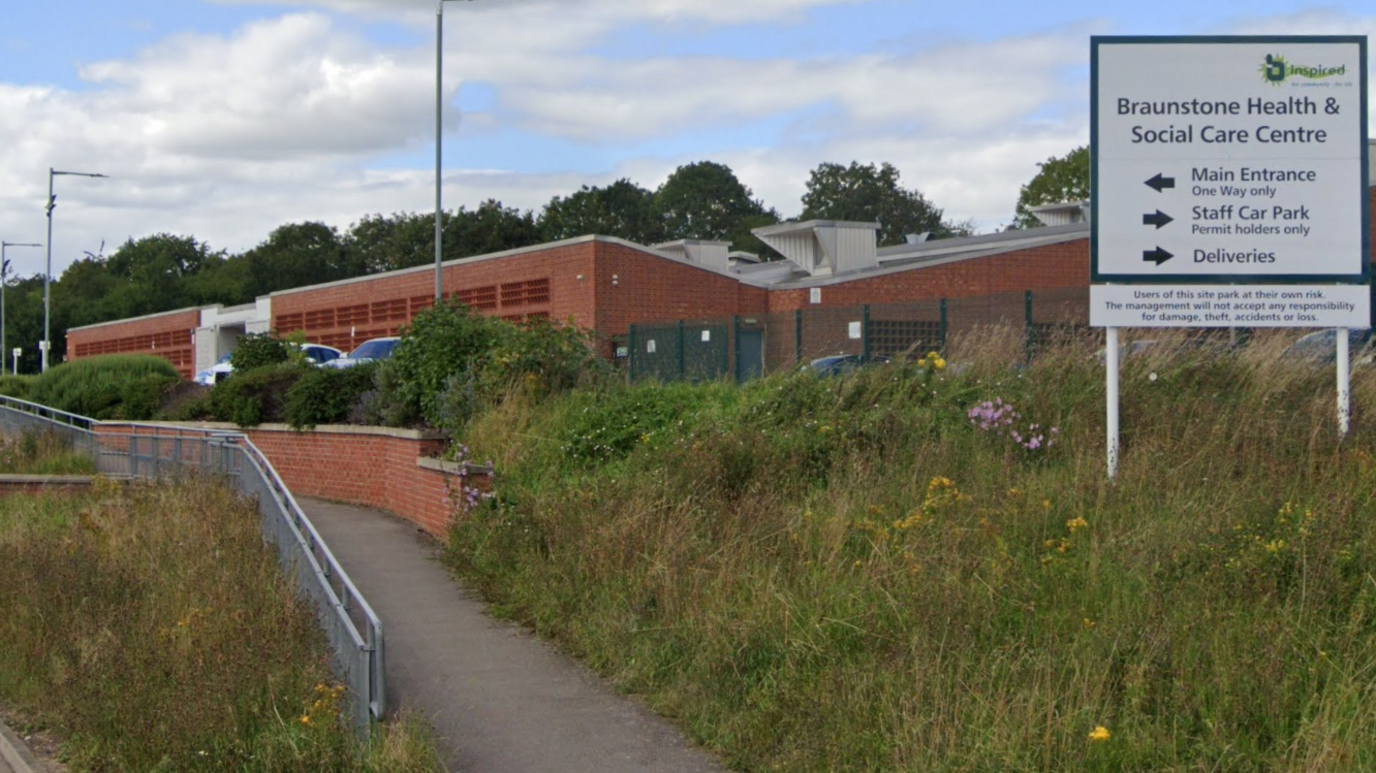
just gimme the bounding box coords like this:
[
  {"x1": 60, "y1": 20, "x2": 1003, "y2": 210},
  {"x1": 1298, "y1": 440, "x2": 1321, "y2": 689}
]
[
  {"x1": 14, "y1": 0, "x2": 1372, "y2": 286},
  {"x1": 210, "y1": 0, "x2": 879, "y2": 26}
]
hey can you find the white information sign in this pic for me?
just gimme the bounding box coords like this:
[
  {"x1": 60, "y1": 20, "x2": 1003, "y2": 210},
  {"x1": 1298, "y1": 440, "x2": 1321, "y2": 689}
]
[
  {"x1": 1093, "y1": 37, "x2": 1368, "y2": 284},
  {"x1": 1091, "y1": 284, "x2": 1370, "y2": 328}
]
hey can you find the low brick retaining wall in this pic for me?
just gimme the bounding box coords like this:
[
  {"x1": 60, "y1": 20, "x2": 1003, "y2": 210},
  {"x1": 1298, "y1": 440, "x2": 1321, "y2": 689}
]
[
  {"x1": 0, "y1": 475, "x2": 95, "y2": 495},
  {"x1": 96, "y1": 423, "x2": 489, "y2": 537}
]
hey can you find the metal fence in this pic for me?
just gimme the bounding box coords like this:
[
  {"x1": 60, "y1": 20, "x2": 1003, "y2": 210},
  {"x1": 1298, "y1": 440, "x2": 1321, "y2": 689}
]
[
  {"x1": 627, "y1": 287, "x2": 1095, "y2": 383},
  {"x1": 0, "y1": 396, "x2": 385, "y2": 733}
]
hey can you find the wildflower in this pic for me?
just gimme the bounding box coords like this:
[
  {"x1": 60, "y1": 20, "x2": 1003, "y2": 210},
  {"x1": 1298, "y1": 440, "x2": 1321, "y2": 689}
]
[
  {"x1": 893, "y1": 510, "x2": 922, "y2": 530},
  {"x1": 1066, "y1": 517, "x2": 1089, "y2": 532},
  {"x1": 1083, "y1": 618, "x2": 1097, "y2": 630},
  {"x1": 300, "y1": 715, "x2": 312, "y2": 725},
  {"x1": 1088, "y1": 726, "x2": 1111, "y2": 742}
]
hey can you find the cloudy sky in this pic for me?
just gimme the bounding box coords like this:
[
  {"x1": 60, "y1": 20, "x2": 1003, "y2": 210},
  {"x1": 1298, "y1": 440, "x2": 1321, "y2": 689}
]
[{"x1": 1, "y1": 1, "x2": 1373, "y2": 277}]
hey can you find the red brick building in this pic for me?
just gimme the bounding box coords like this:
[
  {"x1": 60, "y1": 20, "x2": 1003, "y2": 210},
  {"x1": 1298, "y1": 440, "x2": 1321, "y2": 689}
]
[{"x1": 66, "y1": 181, "x2": 1376, "y2": 379}]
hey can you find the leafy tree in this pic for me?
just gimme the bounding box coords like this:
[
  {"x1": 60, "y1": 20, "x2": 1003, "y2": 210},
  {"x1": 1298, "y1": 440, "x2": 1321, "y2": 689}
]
[
  {"x1": 347, "y1": 212, "x2": 437, "y2": 274},
  {"x1": 244, "y1": 222, "x2": 363, "y2": 298},
  {"x1": 184, "y1": 256, "x2": 252, "y2": 307},
  {"x1": 2, "y1": 275, "x2": 44, "y2": 374},
  {"x1": 1012, "y1": 146, "x2": 1089, "y2": 229},
  {"x1": 106, "y1": 233, "x2": 220, "y2": 281},
  {"x1": 443, "y1": 200, "x2": 544, "y2": 260},
  {"x1": 540, "y1": 179, "x2": 667, "y2": 245},
  {"x1": 799, "y1": 161, "x2": 952, "y2": 246},
  {"x1": 655, "y1": 162, "x2": 777, "y2": 250}
]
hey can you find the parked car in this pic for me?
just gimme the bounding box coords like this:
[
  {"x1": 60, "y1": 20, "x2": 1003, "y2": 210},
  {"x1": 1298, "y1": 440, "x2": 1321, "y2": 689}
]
[
  {"x1": 299, "y1": 343, "x2": 345, "y2": 366},
  {"x1": 806, "y1": 354, "x2": 891, "y2": 377},
  {"x1": 195, "y1": 343, "x2": 344, "y2": 385},
  {"x1": 1281, "y1": 329, "x2": 1376, "y2": 365},
  {"x1": 327, "y1": 337, "x2": 400, "y2": 369},
  {"x1": 195, "y1": 353, "x2": 234, "y2": 386}
]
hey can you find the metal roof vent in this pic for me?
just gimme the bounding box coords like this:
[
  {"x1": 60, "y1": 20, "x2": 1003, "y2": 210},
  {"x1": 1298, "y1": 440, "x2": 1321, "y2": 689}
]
[
  {"x1": 1028, "y1": 201, "x2": 1090, "y2": 227},
  {"x1": 750, "y1": 220, "x2": 879, "y2": 277},
  {"x1": 652, "y1": 239, "x2": 733, "y2": 271}
]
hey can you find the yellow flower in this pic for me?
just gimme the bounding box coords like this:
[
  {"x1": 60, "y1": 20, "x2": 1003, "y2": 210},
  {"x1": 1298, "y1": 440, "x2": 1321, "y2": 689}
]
[
  {"x1": 1066, "y1": 517, "x2": 1089, "y2": 532},
  {"x1": 1088, "y1": 726, "x2": 1110, "y2": 742},
  {"x1": 933, "y1": 358, "x2": 946, "y2": 370},
  {"x1": 1083, "y1": 618, "x2": 1097, "y2": 630},
  {"x1": 300, "y1": 715, "x2": 312, "y2": 725}
]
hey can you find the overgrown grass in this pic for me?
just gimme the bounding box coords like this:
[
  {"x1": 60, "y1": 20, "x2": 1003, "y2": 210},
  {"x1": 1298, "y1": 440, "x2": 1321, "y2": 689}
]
[
  {"x1": 0, "y1": 430, "x2": 96, "y2": 475},
  {"x1": 0, "y1": 477, "x2": 443, "y2": 773},
  {"x1": 449, "y1": 328, "x2": 1376, "y2": 772}
]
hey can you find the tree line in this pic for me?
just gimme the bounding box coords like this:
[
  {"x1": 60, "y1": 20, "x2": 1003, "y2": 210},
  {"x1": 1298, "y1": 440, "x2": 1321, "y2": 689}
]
[{"x1": 2, "y1": 151, "x2": 1086, "y2": 374}]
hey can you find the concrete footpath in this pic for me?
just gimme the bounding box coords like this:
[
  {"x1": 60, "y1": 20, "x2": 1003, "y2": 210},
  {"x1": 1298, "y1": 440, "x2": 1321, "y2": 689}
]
[
  {"x1": 298, "y1": 497, "x2": 728, "y2": 773},
  {"x1": 0, "y1": 718, "x2": 42, "y2": 773}
]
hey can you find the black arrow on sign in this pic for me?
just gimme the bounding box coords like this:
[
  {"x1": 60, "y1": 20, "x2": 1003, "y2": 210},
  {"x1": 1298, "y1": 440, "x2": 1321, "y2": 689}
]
[
  {"x1": 1144, "y1": 173, "x2": 1175, "y2": 192},
  {"x1": 1142, "y1": 210, "x2": 1174, "y2": 229},
  {"x1": 1142, "y1": 247, "x2": 1174, "y2": 266}
]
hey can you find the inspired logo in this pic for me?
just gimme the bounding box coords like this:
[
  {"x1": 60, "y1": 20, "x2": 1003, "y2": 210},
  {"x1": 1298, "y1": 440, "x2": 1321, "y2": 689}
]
[{"x1": 1260, "y1": 54, "x2": 1346, "y2": 85}]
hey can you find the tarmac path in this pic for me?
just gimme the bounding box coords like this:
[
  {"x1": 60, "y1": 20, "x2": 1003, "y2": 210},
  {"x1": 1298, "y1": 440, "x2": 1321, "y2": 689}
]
[{"x1": 297, "y1": 497, "x2": 729, "y2": 773}]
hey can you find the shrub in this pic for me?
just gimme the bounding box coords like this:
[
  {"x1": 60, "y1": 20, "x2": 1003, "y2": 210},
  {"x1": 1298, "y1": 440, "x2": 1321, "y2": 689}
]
[
  {"x1": 114, "y1": 374, "x2": 182, "y2": 421},
  {"x1": 0, "y1": 374, "x2": 35, "y2": 400},
  {"x1": 383, "y1": 302, "x2": 511, "y2": 428},
  {"x1": 377, "y1": 304, "x2": 602, "y2": 430},
  {"x1": 210, "y1": 363, "x2": 306, "y2": 427},
  {"x1": 483, "y1": 317, "x2": 604, "y2": 398},
  {"x1": 230, "y1": 333, "x2": 290, "y2": 372},
  {"x1": 159, "y1": 382, "x2": 215, "y2": 422},
  {"x1": 285, "y1": 363, "x2": 378, "y2": 429},
  {"x1": 26, "y1": 355, "x2": 180, "y2": 420}
]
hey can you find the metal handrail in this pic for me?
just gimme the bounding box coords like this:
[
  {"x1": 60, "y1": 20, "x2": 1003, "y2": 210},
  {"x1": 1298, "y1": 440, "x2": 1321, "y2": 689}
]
[{"x1": 0, "y1": 396, "x2": 386, "y2": 730}]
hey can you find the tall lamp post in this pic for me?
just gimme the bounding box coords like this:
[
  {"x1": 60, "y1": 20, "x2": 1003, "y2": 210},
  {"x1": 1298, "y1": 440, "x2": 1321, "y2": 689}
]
[
  {"x1": 436, "y1": 0, "x2": 475, "y2": 301},
  {"x1": 1, "y1": 241, "x2": 41, "y2": 375},
  {"x1": 44, "y1": 168, "x2": 108, "y2": 372}
]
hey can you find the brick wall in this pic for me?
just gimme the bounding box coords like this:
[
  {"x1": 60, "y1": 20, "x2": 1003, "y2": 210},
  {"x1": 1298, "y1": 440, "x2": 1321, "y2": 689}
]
[
  {"x1": 768, "y1": 238, "x2": 1091, "y2": 312},
  {"x1": 95, "y1": 422, "x2": 486, "y2": 538},
  {"x1": 238, "y1": 425, "x2": 482, "y2": 537},
  {"x1": 593, "y1": 242, "x2": 763, "y2": 349},
  {"x1": 67, "y1": 309, "x2": 200, "y2": 379},
  {"x1": 271, "y1": 241, "x2": 597, "y2": 353}
]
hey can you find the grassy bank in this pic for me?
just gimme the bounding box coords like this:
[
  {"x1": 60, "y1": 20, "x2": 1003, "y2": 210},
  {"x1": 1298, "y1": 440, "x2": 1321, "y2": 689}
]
[
  {"x1": 0, "y1": 430, "x2": 96, "y2": 475},
  {"x1": 449, "y1": 331, "x2": 1376, "y2": 772},
  {"x1": 0, "y1": 477, "x2": 442, "y2": 772}
]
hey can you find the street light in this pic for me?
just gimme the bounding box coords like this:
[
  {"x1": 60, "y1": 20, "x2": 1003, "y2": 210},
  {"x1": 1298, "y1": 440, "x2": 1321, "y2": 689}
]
[
  {"x1": 1, "y1": 241, "x2": 41, "y2": 375},
  {"x1": 436, "y1": 0, "x2": 476, "y2": 301},
  {"x1": 44, "y1": 168, "x2": 108, "y2": 372}
]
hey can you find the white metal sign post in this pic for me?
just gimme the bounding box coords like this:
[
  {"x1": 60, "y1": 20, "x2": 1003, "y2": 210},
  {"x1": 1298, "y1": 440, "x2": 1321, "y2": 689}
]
[{"x1": 1091, "y1": 36, "x2": 1369, "y2": 477}]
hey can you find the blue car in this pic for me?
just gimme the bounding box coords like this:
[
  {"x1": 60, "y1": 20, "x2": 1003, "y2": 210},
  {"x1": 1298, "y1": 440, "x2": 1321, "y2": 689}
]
[
  {"x1": 806, "y1": 354, "x2": 892, "y2": 377},
  {"x1": 326, "y1": 337, "x2": 400, "y2": 369}
]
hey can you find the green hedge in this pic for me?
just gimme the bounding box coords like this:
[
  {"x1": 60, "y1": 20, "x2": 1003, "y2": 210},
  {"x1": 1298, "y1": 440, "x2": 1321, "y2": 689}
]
[
  {"x1": 0, "y1": 375, "x2": 35, "y2": 400},
  {"x1": 209, "y1": 363, "x2": 306, "y2": 427},
  {"x1": 25, "y1": 355, "x2": 180, "y2": 420},
  {"x1": 285, "y1": 363, "x2": 378, "y2": 429}
]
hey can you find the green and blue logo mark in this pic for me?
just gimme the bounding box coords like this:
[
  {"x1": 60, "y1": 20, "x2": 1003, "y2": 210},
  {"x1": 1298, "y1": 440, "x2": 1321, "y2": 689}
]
[{"x1": 1261, "y1": 54, "x2": 1346, "y2": 85}]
